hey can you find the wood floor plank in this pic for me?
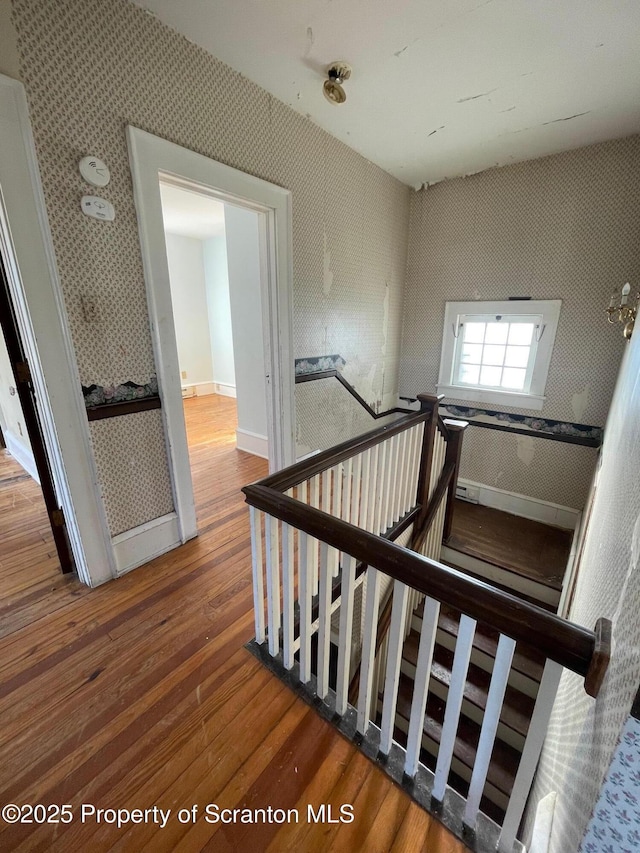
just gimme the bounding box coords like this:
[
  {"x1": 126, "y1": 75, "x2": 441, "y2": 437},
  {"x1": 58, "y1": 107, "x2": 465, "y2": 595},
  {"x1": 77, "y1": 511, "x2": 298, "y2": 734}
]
[{"x1": 0, "y1": 394, "x2": 468, "y2": 853}]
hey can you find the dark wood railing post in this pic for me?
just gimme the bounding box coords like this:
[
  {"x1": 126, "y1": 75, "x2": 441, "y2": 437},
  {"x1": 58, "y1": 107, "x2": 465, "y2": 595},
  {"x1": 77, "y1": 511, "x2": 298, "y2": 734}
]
[
  {"x1": 442, "y1": 419, "x2": 467, "y2": 542},
  {"x1": 415, "y1": 393, "x2": 444, "y2": 512}
]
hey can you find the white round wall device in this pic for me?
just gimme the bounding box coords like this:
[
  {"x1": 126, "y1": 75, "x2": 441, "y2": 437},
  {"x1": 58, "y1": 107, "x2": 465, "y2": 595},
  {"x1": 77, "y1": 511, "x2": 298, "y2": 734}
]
[{"x1": 79, "y1": 155, "x2": 110, "y2": 187}]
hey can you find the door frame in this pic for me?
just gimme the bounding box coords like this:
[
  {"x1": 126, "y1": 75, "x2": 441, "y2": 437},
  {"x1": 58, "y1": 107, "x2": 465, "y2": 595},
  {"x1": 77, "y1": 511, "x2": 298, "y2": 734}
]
[
  {"x1": 127, "y1": 127, "x2": 295, "y2": 542},
  {"x1": 0, "y1": 74, "x2": 115, "y2": 586},
  {"x1": 0, "y1": 253, "x2": 75, "y2": 572}
]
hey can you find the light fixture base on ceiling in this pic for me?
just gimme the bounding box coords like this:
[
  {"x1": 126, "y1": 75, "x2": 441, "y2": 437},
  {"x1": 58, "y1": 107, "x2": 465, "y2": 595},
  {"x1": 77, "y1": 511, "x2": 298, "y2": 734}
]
[{"x1": 323, "y1": 61, "x2": 351, "y2": 105}]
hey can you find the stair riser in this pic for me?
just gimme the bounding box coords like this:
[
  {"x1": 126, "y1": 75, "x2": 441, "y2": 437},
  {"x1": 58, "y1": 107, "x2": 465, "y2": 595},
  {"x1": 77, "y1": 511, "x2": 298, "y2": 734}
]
[
  {"x1": 434, "y1": 625, "x2": 540, "y2": 698},
  {"x1": 400, "y1": 659, "x2": 526, "y2": 752},
  {"x1": 441, "y1": 546, "x2": 561, "y2": 608},
  {"x1": 392, "y1": 710, "x2": 510, "y2": 812},
  {"x1": 410, "y1": 615, "x2": 542, "y2": 700}
]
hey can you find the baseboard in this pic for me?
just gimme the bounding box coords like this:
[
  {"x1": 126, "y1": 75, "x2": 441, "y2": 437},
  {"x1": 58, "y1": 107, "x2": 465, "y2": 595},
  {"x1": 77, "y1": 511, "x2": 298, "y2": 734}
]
[
  {"x1": 213, "y1": 382, "x2": 236, "y2": 398},
  {"x1": 4, "y1": 429, "x2": 39, "y2": 484},
  {"x1": 457, "y1": 478, "x2": 580, "y2": 530},
  {"x1": 181, "y1": 381, "x2": 220, "y2": 397},
  {"x1": 112, "y1": 512, "x2": 181, "y2": 577},
  {"x1": 236, "y1": 428, "x2": 268, "y2": 459}
]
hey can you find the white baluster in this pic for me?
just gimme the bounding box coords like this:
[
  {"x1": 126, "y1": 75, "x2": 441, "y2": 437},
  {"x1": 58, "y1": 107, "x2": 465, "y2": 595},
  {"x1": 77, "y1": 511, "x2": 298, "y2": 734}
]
[
  {"x1": 393, "y1": 431, "x2": 408, "y2": 523},
  {"x1": 404, "y1": 596, "x2": 441, "y2": 777},
  {"x1": 298, "y1": 530, "x2": 312, "y2": 683},
  {"x1": 330, "y1": 465, "x2": 342, "y2": 577},
  {"x1": 335, "y1": 553, "x2": 357, "y2": 716},
  {"x1": 265, "y1": 514, "x2": 280, "y2": 657},
  {"x1": 374, "y1": 442, "x2": 388, "y2": 534},
  {"x1": 249, "y1": 506, "x2": 265, "y2": 644},
  {"x1": 367, "y1": 444, "x2": 380, "y2": 532},
  {"x1": 359, "y1": 448, "x2": 371, "y2": 530},
  {"x1": 464, "y1": 634, "x2": 517, "y2": 829},
  {"x1": 350, "y1": 453, "x2": 362, "y2": 527},
  {"x1": 281, "y1": 521, "x2": 295, "y2": 670},
  {"x1": 498, "y1": 660, "x2": 563, "y2": 853},
  {"x1": 342, "y1": 458, "x2": 353, "y2": 522},
  {"x1": 432, "y1": 614, "x2": 477, "y2": 802},
  {"x1": 317, "y1": 541, "x2": 333, "y2": 699},
  {"x1": 310, "y1": 474, "x2": 320, "y2": 594},
  {"x1": 357, "y1": 567, "x2": 382, "y2": 733},
  {"x1": 382, "y1": 435, "x2": 396, "y2": 531},
  {"x1": 379, "y1": 580, "x2": 409, "y2": 755}
]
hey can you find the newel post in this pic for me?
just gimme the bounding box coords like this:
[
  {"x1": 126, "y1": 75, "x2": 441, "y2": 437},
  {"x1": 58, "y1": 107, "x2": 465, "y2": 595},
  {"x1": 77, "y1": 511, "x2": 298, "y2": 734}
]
[
  {"x1": 442, "y1": 419, "x2": 468, "y2": 542},
  {"x1": 415, "y1": 393, "x2": 444, "y2": 510}
]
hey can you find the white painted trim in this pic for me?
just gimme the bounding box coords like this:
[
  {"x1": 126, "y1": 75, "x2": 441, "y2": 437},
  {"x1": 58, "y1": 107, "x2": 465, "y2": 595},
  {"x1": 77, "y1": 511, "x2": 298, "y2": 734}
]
[
  {"x1": 3, "y1": 429, "x2": 38, "y2": 483},
  {"x1": 127, "y1": 126, "x2": 295, "y2": 544},
  {"x1": 457, "y1": 477, "x2": 580, "y2": 529},
  {"x1": 180, "y1": 381, "x2": 218, "y2": 397},
  {"x1": 112, "y1": 512, "x2": 181, "y2": 577},
  {"x1": 212, "y1": 382, "x2": 236, "y2": 398},
  {"x1": 437, "y1": 383, "x2": 546, "y2": 410},
  {"x1": 529, "y1": 791, "x2": 556, "y2": 853},
  {"x1": 236, "y1": 428, "x2": 269, "y2": 459},
  {"x1": 0, "y1": 75, "x2": 115, "y2": 587},
  {"x1": 438, "y1": 299, "x2": 561, "y2": 410}
]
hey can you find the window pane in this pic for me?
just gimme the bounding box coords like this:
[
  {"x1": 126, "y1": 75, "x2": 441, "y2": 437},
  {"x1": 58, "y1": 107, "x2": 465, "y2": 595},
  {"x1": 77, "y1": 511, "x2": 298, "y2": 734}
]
[
  {"x1": 460, "y1": 343, "x2": 482, "y2": 363},
  {"x1": 505, "y1": 345, "x2": 530, "y2": 368},
  {"x1": 483, "y1": 344, "x2": 506, "y2": 366},
  {"x1": 480, "y1": 365, "x2": 502, "y2": 386},
  {"x1": 458, "y1": 364, "x2": 480, "y2": 385},
  {"x1": 502, "y1": 367, "x2": 526, "y2": 389},
  {"x1": 508, "y1": 323, "x2": 534, "y2": 345},
  {"x1": 463, "y1": 322, "x2": 485, "y2": 343},
  {"x1": 485, "y1": 322, "x2": 508, "y2": 344}
]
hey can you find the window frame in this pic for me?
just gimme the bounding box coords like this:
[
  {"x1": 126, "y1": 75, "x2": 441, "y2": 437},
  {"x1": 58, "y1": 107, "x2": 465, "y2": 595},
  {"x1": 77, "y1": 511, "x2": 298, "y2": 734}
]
[{"x1": 437, "y1": 299, "x2": 561, "y2": 410}]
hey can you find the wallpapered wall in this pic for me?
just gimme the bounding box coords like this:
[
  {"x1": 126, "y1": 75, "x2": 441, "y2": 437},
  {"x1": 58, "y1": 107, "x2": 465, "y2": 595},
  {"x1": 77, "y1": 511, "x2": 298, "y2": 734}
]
[
  {"x1": 9, "y1": 0, "x2": 410, "y2": 535},
  {"x1": 400, "y1": 136, "x2": 640, "y2": 508},
  {"x1": 524, "y1": 327, "x2": 640, "y2": 852}
]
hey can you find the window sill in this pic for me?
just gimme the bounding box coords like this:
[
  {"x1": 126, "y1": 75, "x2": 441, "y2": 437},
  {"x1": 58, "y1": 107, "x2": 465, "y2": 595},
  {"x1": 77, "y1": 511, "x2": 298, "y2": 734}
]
[{"x1": 436, "y1": 383, "x2": 546, "y2": 411}]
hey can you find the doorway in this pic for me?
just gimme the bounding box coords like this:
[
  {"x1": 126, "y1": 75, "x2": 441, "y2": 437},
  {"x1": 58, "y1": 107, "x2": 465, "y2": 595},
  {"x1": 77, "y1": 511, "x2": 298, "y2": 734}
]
[
  {"x1": 128, "y1": 127, "x2": 295, "y2": 545},
  {"x1": 0, "y1": 250, "x2": 74, "y2": 583},
  {"x1": 159, "y1": 182, "x2": 269, "y2": 463}
]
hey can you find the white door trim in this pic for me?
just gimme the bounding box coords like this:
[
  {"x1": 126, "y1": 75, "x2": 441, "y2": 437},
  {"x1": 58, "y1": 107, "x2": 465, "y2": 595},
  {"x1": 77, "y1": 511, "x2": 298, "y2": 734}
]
[
  {"x1": 126, "y1": 127, "x2": 295, "y2": 542},
  {"x1": 0, "y1": 75, "x2": 115, "y2": 586}
]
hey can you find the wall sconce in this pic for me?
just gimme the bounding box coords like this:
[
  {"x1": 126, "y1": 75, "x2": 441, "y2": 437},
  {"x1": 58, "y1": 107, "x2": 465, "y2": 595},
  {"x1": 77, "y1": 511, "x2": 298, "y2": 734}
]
[{"x1": 606, "y1": 282, "x2": 638, "y2": 340}]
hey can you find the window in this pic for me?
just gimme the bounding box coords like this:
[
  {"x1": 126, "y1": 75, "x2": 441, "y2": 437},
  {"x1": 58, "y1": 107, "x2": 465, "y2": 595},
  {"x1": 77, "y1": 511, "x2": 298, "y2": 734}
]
[{"x1": 437, "y1": 300, "x2": 561, "y2": 410}]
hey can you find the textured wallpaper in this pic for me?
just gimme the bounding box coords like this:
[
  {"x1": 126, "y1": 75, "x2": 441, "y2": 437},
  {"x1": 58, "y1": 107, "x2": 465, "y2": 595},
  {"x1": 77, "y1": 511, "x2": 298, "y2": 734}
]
[
  {"x1": 460, "y1": 427, "x2": 598, "y2": 510},
  {"x1": 524, "y1": 331, "x2": 640, "y2": 851},
  {"x1": 11, "y1": 0, "x2": 410, "y2": 535},
  {"x1": 400, "y1": 136, "x2": 640, "y2": 506}
]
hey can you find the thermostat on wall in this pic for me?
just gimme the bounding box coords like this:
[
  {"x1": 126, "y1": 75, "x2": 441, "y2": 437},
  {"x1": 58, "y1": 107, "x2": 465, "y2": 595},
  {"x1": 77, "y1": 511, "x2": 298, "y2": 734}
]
[
  {"x1": 81, "y1": 195, "x2": 115, "y2": 221},
  {"x1": 79, "y1": 155, "x2": 110, "y2": 187}
]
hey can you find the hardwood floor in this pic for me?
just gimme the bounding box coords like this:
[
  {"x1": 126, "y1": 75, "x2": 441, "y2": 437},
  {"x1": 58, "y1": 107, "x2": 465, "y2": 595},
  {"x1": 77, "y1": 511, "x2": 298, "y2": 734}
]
[
  {"x1": 0, "y1": 450, "x2": 74, "y2": 635},
  {"x1": 448, "y1": 499, "x2": 572, "y2": 590},
  {"x1": 0, "y1": 394, "x2": 467, "y2": 852}
]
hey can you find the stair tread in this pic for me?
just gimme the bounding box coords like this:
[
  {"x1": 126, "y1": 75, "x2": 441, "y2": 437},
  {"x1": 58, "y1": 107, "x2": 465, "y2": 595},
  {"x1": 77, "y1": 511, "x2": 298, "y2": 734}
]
[
  {"x1": 394, "y1": 673, "x2": 520, "y2": 797},
  {"x1": 440, "y1": 557, "x2": 558, "y2": 613},
  {"x1": 416, "y1": 601, "x2": 545, "y2": 681},
  {"x1": 447, "y1": 500, "x2": 570, "y2": 591},
  {"x1": 403, "y1": 631, "x2": 534, "y2": 738}
]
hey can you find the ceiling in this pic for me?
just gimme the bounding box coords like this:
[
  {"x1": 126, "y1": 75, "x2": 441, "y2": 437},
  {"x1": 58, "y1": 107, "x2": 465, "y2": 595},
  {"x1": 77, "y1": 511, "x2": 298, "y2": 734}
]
[
  {"x1": 135, "y1": 1, "x2": 640, "y2": 188},
  {"x1": 160, "y1": 183, "x2": 226, "y2": 239}
]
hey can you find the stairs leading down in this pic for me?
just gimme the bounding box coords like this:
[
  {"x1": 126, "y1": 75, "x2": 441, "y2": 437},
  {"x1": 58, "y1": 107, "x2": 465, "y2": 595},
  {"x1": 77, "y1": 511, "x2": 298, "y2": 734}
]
[{"x1": 383, "y1": 601, "x2": 546, "y2": 824}]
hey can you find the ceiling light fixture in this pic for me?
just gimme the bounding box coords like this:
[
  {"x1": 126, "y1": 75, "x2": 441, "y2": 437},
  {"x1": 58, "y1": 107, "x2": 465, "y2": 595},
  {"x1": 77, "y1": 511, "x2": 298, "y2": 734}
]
[{"x1": 323, "y1": 62, "x2": 351, "y2": 105}]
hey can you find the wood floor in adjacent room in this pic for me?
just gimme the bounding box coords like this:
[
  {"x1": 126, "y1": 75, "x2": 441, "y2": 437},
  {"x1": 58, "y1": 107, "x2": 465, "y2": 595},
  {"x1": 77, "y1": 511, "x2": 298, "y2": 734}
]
[{"x1": 0, "y1": 394, "x2": 467, "y2": 853}]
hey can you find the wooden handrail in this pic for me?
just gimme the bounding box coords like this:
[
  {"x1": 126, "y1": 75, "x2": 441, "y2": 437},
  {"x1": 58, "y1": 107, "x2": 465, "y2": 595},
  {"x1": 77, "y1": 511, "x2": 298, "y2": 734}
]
[
  {"x1": 295, "y1": 369, "x2": 414, "y2": 420},
  {"x1": 242, "y1": 483, "x2": 599, "y2": 682},
  {"x1": 258, "y1": 409, "x2": 429, "y2": 493},
  {"x1": 348, "y1": 588, "x2": 394, "y2": 706}
]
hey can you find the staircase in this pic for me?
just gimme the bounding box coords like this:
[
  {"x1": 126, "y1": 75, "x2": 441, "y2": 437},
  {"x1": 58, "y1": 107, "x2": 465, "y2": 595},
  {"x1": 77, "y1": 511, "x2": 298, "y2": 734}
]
[
  {"x1": 382, "y1": 501, "x2": 571, "y2": 822},
  {"x1": 243, "y1": 391, "x2": 610, "y2": 853}
]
